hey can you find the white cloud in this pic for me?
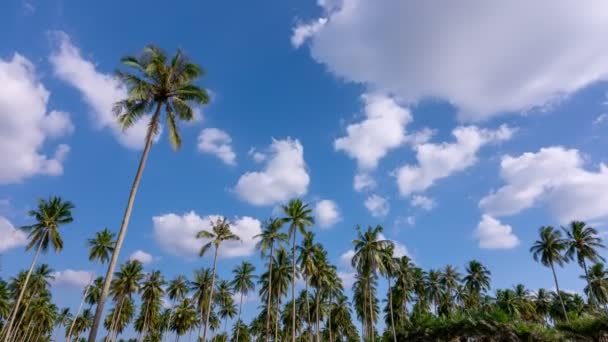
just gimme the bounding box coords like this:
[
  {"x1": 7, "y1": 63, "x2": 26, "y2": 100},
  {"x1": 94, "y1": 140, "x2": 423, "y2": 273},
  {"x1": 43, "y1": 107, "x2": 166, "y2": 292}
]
[
  {"x1": 51, "y1": 269, "x2": 94, "y2": 288},
  {"x1": 129, "y1": 250, "x2": 154, "y2": 264},
  {"x1": 248, "y1": 148, "x2": 266, "y2": 163},
  {"x1": 197, "y1": 128, "x2": 236, "y2": 165},
  {"x1": 335, "y1": 93, "x2": 412, "y2": 170},
  {"x1": 480, "y1": 146, "x2": 608, "y2": 223},
  {"x1": 364, "y1": 194, "x2": 389, "y2": 217},
  {"x1": 594, "y1": 113, "x2": 608, "y2": 125},
  {"x1": 0, "y1": 53, "x2": 72, "y2": 184},
  {"x1": 315, "y1": 199, "x2": 341, "y2": 228},
  {"x1": 337, "y1": 271, "x2": 356, "y2": 288},
  {"x1": 378, "y1": 233, "x2": 410, "y2": 258},
  {"x1": 0, "y1": 216, "x2": 27, "y2": 252},
  {"x1": 474, "y1": 215, "x2": 520, "y2": 249},
  {"x1": 297, "y1": 1, "x2": 608, "y2": 120},
  {"x1": 291, "y1": 18, "x2": 328, "y2": 48},
  {"x1": 152, "y1": 211, "x2": 262, "y2": 259},
  {"x1": 410, "y1": 195, "x2": 436, "y2": 211},
  {"x1": 50, "y1": 32, "x2": 157, "y2": 149},
  {"x1": 234, "y1": 138, "x2": 310, "y2": 206},
  {"x1": 339, "y1": 249, "x2": 355, "y2": 269},
  {"x1": 396, "y1": 125, "x2": 514, "y2": 195},
  {"x1": 354, "y1": 172, "x2": 376, "y2": 192}
]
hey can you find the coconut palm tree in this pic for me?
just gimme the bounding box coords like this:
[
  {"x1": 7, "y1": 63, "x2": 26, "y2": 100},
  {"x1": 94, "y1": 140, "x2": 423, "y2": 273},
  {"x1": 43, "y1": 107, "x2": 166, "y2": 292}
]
[
  {"x1": 190, "y1": 268, "x2": 214, "y2": 338},
  {"x1": 135, "y1": 270, "x2": 165, "y2": 341},
  {"x1": 563, "y1": 221, "x2": 605, "y2": 306},
  {"x1": 380, "y1": 244, "x2": 398, "y2": 342},
  {"x1": 54, "y1": 307, "x2": 72, "y2": 341},
  {"x1": 230, "y1": 261, "x2": 256, "y2": 342},
  {"x1": 166, "y1": 275, "x2": 189, "y2": 340},
  {"x1": 68, "y1": 229, "x2": 117, "y2": 341},
  {"x1": 88, "y1": 45, "x2": 210, "y2": 342},
  {"x1": 216, "y1": 281, "x2": 237, "y2": 335},
  {"x1": 530, "y1": 226, "x2": 569, "y2": 322},
  {"x1": 297, "y1": 230, "x2": 319, "y2": 337},
  {"x1": 107, "y1": 260, "x2": 144, "y2": 340},
  {"x1": 67, "y1": 308, "x2": 93, "y2": 341},
  {"x1": 583, "y1": 263, "x2": 608, "y2": 311},
  {"x1": 171, "y1": 298, "x2": 198, "y2": 341},
  {"x1": 2, "y1": 196, "x2": 73, "y2": 342},
  {"x1": 281, "y1": 199, "x2": 314, "y2": 342},
  {"x1": 351, "y1": 225, "x2": 391, "y2": 342},
  {"x1": 463, "y1": 260, "x2": 491, "y2": 310},
  {"x1": 258, "y1": 248, "x2": 292, "y2": 342},
  {"x1": 197, "y1": 217, "x2": 240, "y2": 341},
  {"x1": 254, "y1": 217, "x2": 288, "y2": 341}
]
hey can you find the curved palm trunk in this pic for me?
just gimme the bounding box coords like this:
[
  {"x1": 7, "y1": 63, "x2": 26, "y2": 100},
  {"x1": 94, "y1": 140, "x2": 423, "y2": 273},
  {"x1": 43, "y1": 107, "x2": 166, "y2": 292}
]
[
  {"x1": 68, "y1": 275, "x2": 95, "y2": 342},
  {"x1": 387, "y1": 277, "x2": 396, "y2": 342},
  {"x1": 291, "y1": 229, "x2": 297, "y2": 342},
  {"x1": 10, "y1": 294, "x2": 35, "y2": 342},
  {"x1": 2, "y1": 231, "x2": 46, "y2": 342},
  {"x1": 550, "y1": 261, "x2": 569, "y2": 323},
  {"x1": 266, "y1": 244, "x2": 274, "y2": 342},
  {"x1": 202, "y1": 246, "x2": 219, "y2": 342},
  {"x1": 235, "y1": 291, "x2": 244, "y2": 342},
  {"x1": 88, "y1": 104, "x2": 161, "y2": 342},
  {"x1": 110, "y1": 297, "x2": 126, "y2": 342}
]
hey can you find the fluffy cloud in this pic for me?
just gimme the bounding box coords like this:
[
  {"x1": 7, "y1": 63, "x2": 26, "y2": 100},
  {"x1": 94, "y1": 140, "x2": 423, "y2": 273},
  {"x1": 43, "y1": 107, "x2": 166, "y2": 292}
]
[
  {"x1": 50, "y1": 32, "x2": 156, "y2": 149},
  {"x1": 335, "y1": 93, "x2": 412, "y2": 170},
  {"x1": 0, "y1": 216, "x2": 27, "y2": 252},
  {"x1": 354, "y1": 172, "x2": 376, "y2": 192},
  {"x1": 364, "y1": 194, "x2": 389, "y2": 217},
  {"x1": 378, "y1": 233, "x2": 410, "y2": 258},
  {"x1": 0, "y1": 53, "x2": 72, "y2": 184},
  {"x1": 235, "y1": 138, "x2": 310, "y2": 206},
  {"x1": 315, "y1": 199, "x2": 341, "y2": 228},
  {"x1": 396, "y1": 125, "x2": 514, "y2": 195},
  {"x1": 474, "y1": 215, "x2": 520, "y2": 249},
  {"x1": 129, "y1": 250, "x2": 154, "y2": 264},
  {"x1": 291, "y1": 18, "x2": 328, "y2": 48},
  {"x1": 152, "y1": 211, "x2": 262, "y2": 259},
  {"x1": 51, "y1": 269, "x2": 94, "y2": 288},
  {"x1": 410, "y1": 195, "x2": 436, "y2": 211},
  {"x1": 480, "y1": 147, "x2": 608, "y2": 223},
  {"x1": 296, "y1": 1, "x2": 608, "y2": 120},
  {"x1": 197, "y1": 128, "x2": 236, "y2": 165}
]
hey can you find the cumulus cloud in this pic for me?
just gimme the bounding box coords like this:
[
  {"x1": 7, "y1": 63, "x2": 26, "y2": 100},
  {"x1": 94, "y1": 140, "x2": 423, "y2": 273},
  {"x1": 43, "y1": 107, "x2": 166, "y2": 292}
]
[
  {"x1": 364, "y1": 194, "x2": 389, "y2": 217},
  {"x1": 335, "y1": 93, "x2": 412, "y2": 170},
  {"x1": 248, "y1": 148, "x2": 266, "y2": 163},
  {"x1": 315, "y1": 199, "x2": 341, "y2": 228},
  {"x1": 296, "y1": 1, "x2": 608, "y2": 120},
  {"x1": 129, "y1": 250, "x2": 154, "y2": 264},
  {"x1": 235, "y1": 138, "x2": 310, "y2": 206},
  {"x1": 49, "y1": 32, "x2": 157, "y2": 149},
  {"x1": 0, "y1": 216, "x2": 27, "y2": 252},
  {"x1": 51, "y1": 269, "x2": 94, "y2": 288},
  {"x1": 152, "y1": 211, "x2": 262, "y2": 259},
  {"x1": 396, "y1": 125, "x2": 514, "y2": 195},
  {"x1": 410, "y1": 195, "x2": 436, "y2": 211},
  {"x1": 0, "y1": 53, "x2": 72, "y2": 184},
  {"x1": 475, "y1": 215, "x2": 520, "y2": 249},
  {"x1": 480, "y1": 146, "x2": 608, "y2": 223},
  {"x1": 197, "y1": 128, "x2": 236, "y2": 165},
  {"x1": 354, "y1": 172, "x2": 376, "y2": 192},
  {"x1": 291, "y1": 18, "x2": 328, "y2": 48}
]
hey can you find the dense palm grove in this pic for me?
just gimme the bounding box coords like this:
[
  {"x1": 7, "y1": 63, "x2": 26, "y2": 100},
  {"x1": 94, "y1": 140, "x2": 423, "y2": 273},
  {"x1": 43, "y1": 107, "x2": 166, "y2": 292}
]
[{"x1": 1, "y1": 47, "x2": 608, "y2": 342}]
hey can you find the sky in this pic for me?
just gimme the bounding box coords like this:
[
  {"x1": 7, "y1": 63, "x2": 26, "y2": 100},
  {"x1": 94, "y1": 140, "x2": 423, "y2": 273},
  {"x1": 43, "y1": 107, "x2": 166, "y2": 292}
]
[{"x1": 3, "y1": 0, "x2": 608, "y2": 337}]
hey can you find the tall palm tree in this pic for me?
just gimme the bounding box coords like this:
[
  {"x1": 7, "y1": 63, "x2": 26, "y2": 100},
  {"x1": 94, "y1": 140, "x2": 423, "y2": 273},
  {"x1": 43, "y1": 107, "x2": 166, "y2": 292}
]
[
  {"x1": 107, "y1": 260, "x2": 144, "y2": 341},
  {"x1": 530, "y1": 226, "x2": 569, "y2": 322},
  {"x1": 563, "y1": 221, "x2": 605, "y2": 306},
  {"x1": 171, "y1": 298, "x2": 198, "y2": 341},
  {"x1": 215, "y1": 280, "x2": 237, "y2": 334},
  {"x1": 440, "y1": 265, "x2": 461, "y2": 314},
  {"x1": 197, "y1": 217, "x2": 240, "y2": 342},
  {"x1": 351, "y1": 225, "x2": 391, "y2": 342},
  {"x1": 68, "y1": 228, "x2": 116, "y2": 341},
  {"x1": 166, "y1": 275, "x2": 189, "y2": 340},
  {"x1": 463, "y1": 260, "x2": 491, "y2": 310},
  {"x1": 254, "y1": 217, "x2": 288, "y2": 341},
  {"x1": 88, "y1": 45, "x2": 210, "y2": 342},
  {"x1": 380, "y1": 244, "x2": 398, "y2": 342},
  {"x1": 190, "y1": 268, "x2": 214, "y2": 338},
  {"x1": 282, "y1": 199, "x2": 314, "y2": 342},
  {"x1": 583, "y1": 263, "x2": 608, "y2": 311},
  {"x1": 230, "y1": 261, "x2": 256, "y2": 342},
  {"x1": 2, "y1": 196, "x2": 73, "y2": 342},
  {"x1": 297, "y1": 230, "x2": 318, "y2": 337},
  {"x1": 136, "y1": 270, "x2": 165, "y2": 341}
]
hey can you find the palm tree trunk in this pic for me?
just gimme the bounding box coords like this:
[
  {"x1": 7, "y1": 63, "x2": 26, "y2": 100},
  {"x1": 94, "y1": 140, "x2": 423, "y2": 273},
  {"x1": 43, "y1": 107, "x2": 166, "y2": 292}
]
[
  {"x1": 202, "y1": 246, "x2": 219, "y2": 342},
  {"x1": 550, "y1": 261, "x2": 570, "y2": 323},
  {"x1": 582, "y1": 259, "x2": 596, "y2": 308},
  {"x1": 10, "y1": 291, "x2": 35, "y2": 342},
  {"x1": 2, "y1": 232, "x2": 45, "y2": 342},
  {"x1": 315, "y1": 291, "x2": 320, "y2": 342},
  {"x1": 88, "y1": 103, "x2": 161, "y2": 342},
  {"x1": 110, "y1": 297, "x2": 126, "y2": 342},
  {"x1": 387, "y1": 277, "x2": 396, "y2": 342},
  {"x1": 274, "y1": 298, "x2": 280, "y2": 342},
  {"x1": 362, "y1": 281, "x2": 367, "y2": 341},
  {"x1": 305, "y1": 277, "x2": 312, "y2": 341},
  {"x1": 235, "y1": 291, "x2": 244, "y2": 342},
  {"x1": 328, "y1": 294, "x2": 332, "y2": 342},
  {"x1": 291, "y1": 228, "x2": 297, "y2": 342},
  {"x1": 266, "y1": 245, "x2": 274, "y2": 342},
  {"x1": 139, "y1": 302, "x2": 151, "y2": 342},
  {"x1": 68, "y1": 275, "x2": 94, "y2": 342},
  {"x1": 368, "y1": 280, "x2": 375, "y2": 342}
]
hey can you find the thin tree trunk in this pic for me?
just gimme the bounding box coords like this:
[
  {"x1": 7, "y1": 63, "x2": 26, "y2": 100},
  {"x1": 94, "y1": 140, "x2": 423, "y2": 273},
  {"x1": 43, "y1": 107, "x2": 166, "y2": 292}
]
[
  {"x1": 139, "y1": 302, "x2": 151, "y2": 342},
  {"x1": 88, "y1": 103, "x2": 161, "y2": 342},
  {"x1": 328, "y1": 294, "x2": 332, "y2": 342},
  {"x1": 368, "y1": 280, "x2": 375, "y2": 342},
  {"x1": 291, "y1": 228, "x2": 297, "y2": 342},
  {"x1": 10, "y1": 290, "x2": 36, "y2": 342},
  {"x1": 315, "y1": 291, "x2": 320, "y2": 342},
  {"x1": 305, "y1": 277, "x2": 311, "y2": 341},
  {"x1": 202, "y1": 246, "x2": 219, "y2": 342},
  {"x1": 387, "y1": 277, "x2": 396, "y2": 342},
  {"x1": 362, "y1": 281, "x2": 367, "y2": 342},
  {"x1": 68, "y1": 275, "x2": 94, "y2": 342},
  {"x1": 275, "y1": 298, "x2": 280, "y2": 342},
  {"x1": 2, "y1": 231, "x2": 46, "y2": 342},
  {"x1": 550, "y1": 261, "x2": 570, "y2": 323},
  {"x1": 110, "y1": 297, "x2": 126, "y2": 342},
  {"x1": 266, "y1": 244, "x2": 274, "y2": 342},
  {"x1": 235, "y1": 291, "x2": 244, "y2": 342}
]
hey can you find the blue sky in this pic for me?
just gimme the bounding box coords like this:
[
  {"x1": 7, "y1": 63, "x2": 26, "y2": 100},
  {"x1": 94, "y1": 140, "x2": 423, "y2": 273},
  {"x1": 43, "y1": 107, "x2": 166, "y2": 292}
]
[{"x1": 3, "y1": 0, "x2": 608, "y2": 336}]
